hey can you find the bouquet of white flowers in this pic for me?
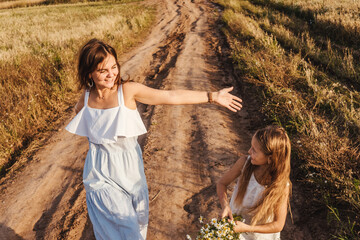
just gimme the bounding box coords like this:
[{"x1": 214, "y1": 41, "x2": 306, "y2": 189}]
[{"x1": 186, "y1": 215, "x2": 243, "y2": 240}]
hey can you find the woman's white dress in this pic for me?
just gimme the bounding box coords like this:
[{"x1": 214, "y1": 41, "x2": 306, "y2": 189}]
[
  {"x1": 65, "y1": 85, "x2": 148, "y2": 240},
  {"x1": 230, "y1": 159, "x2": 281, "y2": 240}
]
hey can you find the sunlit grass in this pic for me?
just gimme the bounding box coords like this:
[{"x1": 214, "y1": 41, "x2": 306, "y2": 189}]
[
  {"x1": 0, "y1": 2, "x2": 152, "y2": 61},
  {"x1": 0, "y1": 0, "x2": 141, "y2": 9},
  {"x1": 0, "y1": 0, "x2": 45, "y2": 9},
  {"x1": 249, "y1": 0, "x2": 360, "y2": 48}
]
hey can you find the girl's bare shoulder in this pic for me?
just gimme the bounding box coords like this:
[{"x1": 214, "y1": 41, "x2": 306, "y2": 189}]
[
  {"x1": 229, "y1": 155, "x2": 248, "y2": 175},
  {"x1": 218, "y1": 155, "x2": 248, "y2": 184}
]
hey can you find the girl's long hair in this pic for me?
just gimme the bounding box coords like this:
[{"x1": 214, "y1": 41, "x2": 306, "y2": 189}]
[
  {"x1": 77, "y1": 39, "x2": 126, "y2": 90},
  {"x1": 234, "y1": 125, "x2": 292, "y2": 225}
]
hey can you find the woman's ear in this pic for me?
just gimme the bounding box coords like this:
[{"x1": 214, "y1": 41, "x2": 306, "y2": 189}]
[{"x1": 267, "y1": 156, "x2": 272, "y2": 164}]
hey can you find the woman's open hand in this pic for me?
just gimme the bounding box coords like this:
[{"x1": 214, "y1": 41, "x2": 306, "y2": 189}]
[{"x1": 213, "y1": 87, "x2": 242, "y2": 112}]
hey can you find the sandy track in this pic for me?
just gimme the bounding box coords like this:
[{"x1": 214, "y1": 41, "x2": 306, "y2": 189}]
[{"x1": 0, "y1": 0, "x2": 307, "y2": 239}]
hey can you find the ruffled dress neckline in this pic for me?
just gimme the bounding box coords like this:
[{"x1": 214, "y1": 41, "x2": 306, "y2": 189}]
[{"x1": 65, "y1": 85, "x2": 147, "y2": 144}]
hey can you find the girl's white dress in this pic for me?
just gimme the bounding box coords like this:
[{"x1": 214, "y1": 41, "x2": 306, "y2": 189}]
[
  {"x1": 230, "y1": 159, "x2": 281, "y2": 240},
  {"x1": 65, "y1": 85, "x2": 148, "y2": 240}
]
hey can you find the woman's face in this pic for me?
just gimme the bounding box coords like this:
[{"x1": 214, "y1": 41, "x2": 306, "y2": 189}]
[
  {"x1": 248, "y1": 136, "x2": 269, "y2": 166},
  {"x1": 90, "y1": 54, "x2": 119, "y2": 90}
]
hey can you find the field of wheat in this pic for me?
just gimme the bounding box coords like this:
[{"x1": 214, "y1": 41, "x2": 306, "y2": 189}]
[
  {"x1": 0, "y1": 0, "x2": 156, "y2": 175},
  {"x1": 213, "y1": 0, "x2": 360, "y2": 238}
]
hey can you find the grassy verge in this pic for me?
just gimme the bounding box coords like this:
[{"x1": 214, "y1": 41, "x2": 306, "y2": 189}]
[
  {"x1": 0, "y1": 0, "x2": 156, "y2": 176},
  {"x1": 212, "y1": 0, "x2": 360, "y2": 238}
]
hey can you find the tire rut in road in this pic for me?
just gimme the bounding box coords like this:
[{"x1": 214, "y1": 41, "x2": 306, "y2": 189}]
[
  {"x1": 142, "y1": 1, "x2": 254, "y2": 239},
  {"x1": 139, "y1": 30, "x2": 186, "y2": 131}
]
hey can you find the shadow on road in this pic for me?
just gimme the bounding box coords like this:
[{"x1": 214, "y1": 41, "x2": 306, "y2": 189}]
[{"x1": 0, "y1": 224, "x2": 24, "y2": 240}]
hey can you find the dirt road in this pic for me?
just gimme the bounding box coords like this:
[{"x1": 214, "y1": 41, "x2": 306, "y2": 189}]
[{"x1": 0, "y1": 0, "x2": 306, "y2": 239}]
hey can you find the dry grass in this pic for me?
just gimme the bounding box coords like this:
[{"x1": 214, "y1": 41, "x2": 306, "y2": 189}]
[
  {"x1": 0, "y1": 0, "x2": 45, "y2": 9},
  {"x1": 0, "y1": 0, "x2": 156, "y2": 174},
  {"x1": 0, "y1": 0, "x2": 140, "y2": 9},
  {"x1": 273, "y1": 0, "x2": 360, "y2": 30},
  {"x1": 0, "y1": 1, "x2": 150, "y2": 61},
  {"x1": 213, "y1": 0, "x2": 360, "y2": 238},
  {"x1": 249, "y1": 0, "x2": 360, "y2": 48}
]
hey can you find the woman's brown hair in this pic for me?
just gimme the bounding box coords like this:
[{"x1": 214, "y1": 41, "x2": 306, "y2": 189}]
[
  {"x1": 78, "y1": 39, "x2": 124, "y2": 90},
  {"x1": 234, "y1": 125, "x2": 292, "y2": 225}
]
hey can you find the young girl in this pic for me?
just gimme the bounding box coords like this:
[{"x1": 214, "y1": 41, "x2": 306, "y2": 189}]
[
  {"x1": 65, "y1": 39, "x2": 242, "y2": 240},
  {"x1": 217, "y1": 125, "x2": 291, "y2": 240}
]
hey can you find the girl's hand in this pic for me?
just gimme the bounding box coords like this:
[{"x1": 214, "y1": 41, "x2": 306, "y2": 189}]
[
  {"x1": 233, "y1": 221, "x2": 251, "y2": 233},
  {"x1": 220, "y1": 205, "x2": 233, "y2": 220},
  {"x1": 213, "y1": 87, "x2": 243, "y2": 112}
]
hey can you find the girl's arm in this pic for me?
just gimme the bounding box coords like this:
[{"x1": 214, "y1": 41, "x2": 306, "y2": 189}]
[
  {"x1": 123, "y1": 82, "x2": 242, "y2": 112},
  {"x1": 216, "y1": 156, "x2": 247, "y2": 220},
  {"x1": 74, "y1": 90, "x2": 86, "y2": 114},
  {"x1": 233, "y1": 185, "x2": 290, "y2": 233}
]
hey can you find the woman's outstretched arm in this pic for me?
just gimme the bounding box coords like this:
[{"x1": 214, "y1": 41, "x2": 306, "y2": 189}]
[{"x1": 123, "y1": 82, "x2": 243, "y2": 112}]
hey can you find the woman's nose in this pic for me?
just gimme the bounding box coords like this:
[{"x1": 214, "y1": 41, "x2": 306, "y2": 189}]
[{"x1": 108, "y1": 71, "x2": 114, "y2": 77}]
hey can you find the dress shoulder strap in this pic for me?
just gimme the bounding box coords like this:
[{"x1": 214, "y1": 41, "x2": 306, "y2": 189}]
[
  {"x1": 84, "y1": 90, "x2": 90, "y2": 106},
  {"x1": 118, "y1": 84, "x2": 125, "y2": 106}
]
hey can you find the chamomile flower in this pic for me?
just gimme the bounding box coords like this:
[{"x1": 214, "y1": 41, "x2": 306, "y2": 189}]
[
  {"x1": 190, "y1": 215, "x2": 243, "y2": 239},
  {"x1": 214, "y1": 222, "x2": 221, "y2": 229}
]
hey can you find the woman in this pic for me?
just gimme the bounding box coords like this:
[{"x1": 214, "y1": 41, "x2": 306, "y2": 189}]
[{"x1": 66, "y1": 38, "x2": 243, "y2": 239}]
